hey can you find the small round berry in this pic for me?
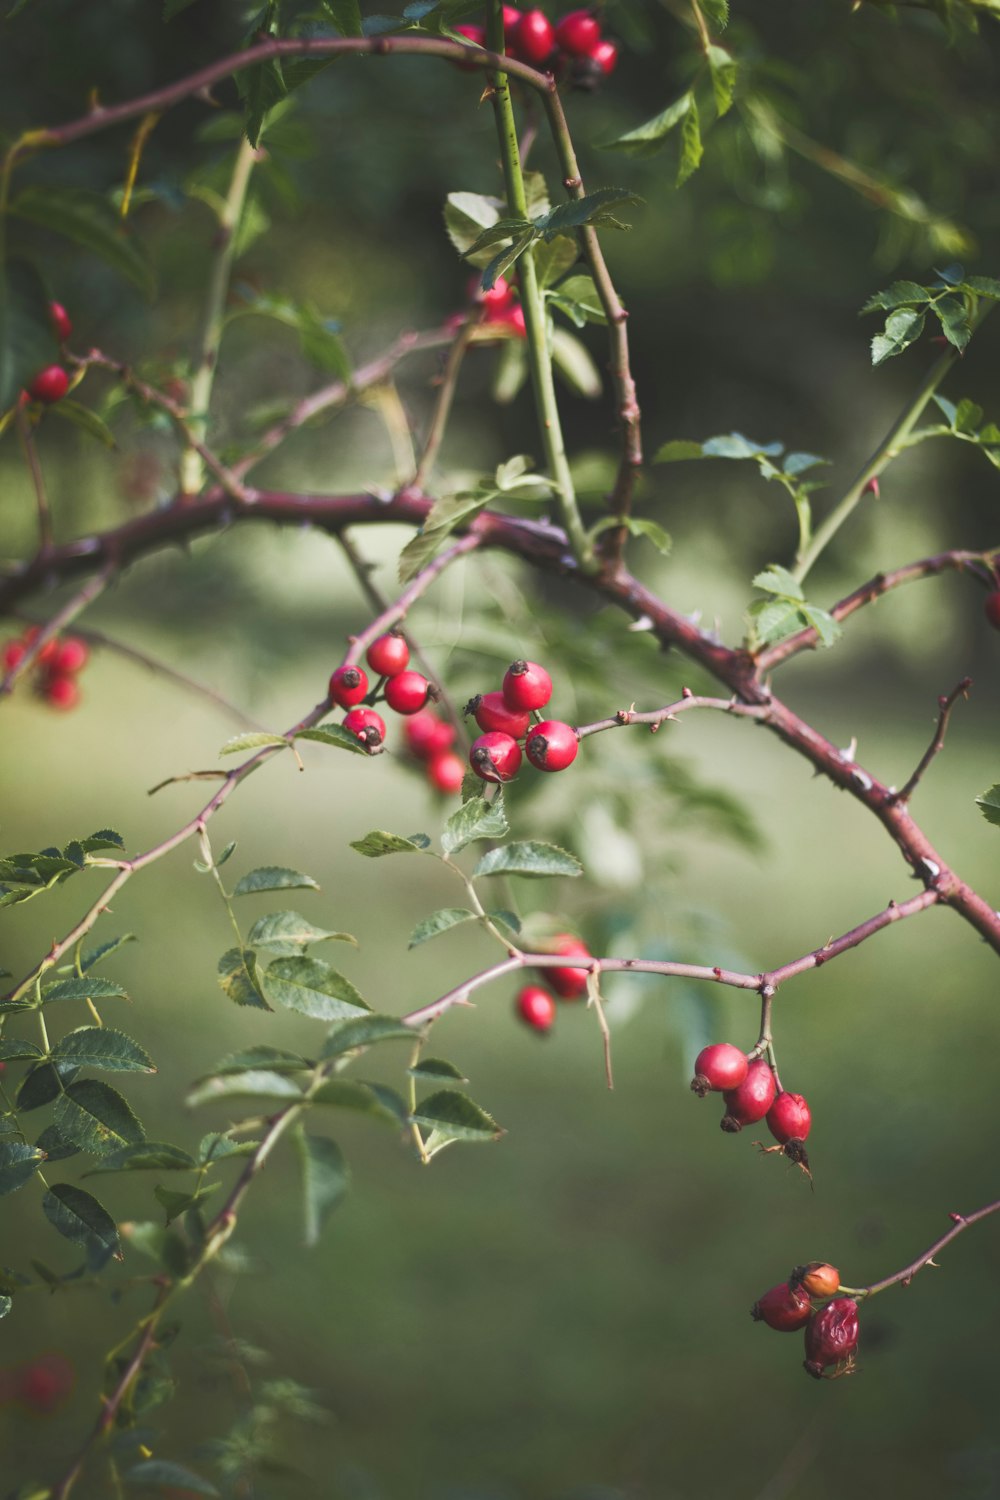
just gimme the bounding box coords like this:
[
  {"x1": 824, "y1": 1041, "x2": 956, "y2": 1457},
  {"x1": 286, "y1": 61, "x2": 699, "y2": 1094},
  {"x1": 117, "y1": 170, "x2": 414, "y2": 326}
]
[
  {"x1": 545, "y1": 934, "x2": 591, "y2": 999},
  {"x1": 405, "y1": 709, "x2": 456, "y2": 759},
  {"x1": 27, "y1": 366, "x2": 69, "y2": 405},
  {"x1": 427, "y1": 749, "x2": 466, "y2": 794},
  {"x1": 15, "y1": 1353, "x2": 75, "y2": 1414},
  {"x1": 502, "y1": 5, "x2": 521, "y2": 37},
  {"x1": 690, "y1": 1042, "x2": 748, "y2": 1097},
  {"x1": 43, "y1": 674, "x2": 80, "y2": 711},
  {"x1": 343, "y1": 706, "x2": 386, "y2": 748},
  {"x1": 720, "y1": 1058, "x2": 776, "y2": 1132},
  {"x1": 505, "y1": 303, "x2": 527, "y2": 337},
  {"x1": 23, "y1": 628, "x2": 59, "y2": 668},
  {"x1": 511, "y1": 7, "x2": 555, "y2": 63},
  {"x1": 525, "y1": 719, "x2": 578, "y2": 772},
  {"x1": 49, "y1": 302, "x2": 72, "y2": 342},
  {"x1": 328, "y1": 663, "x2": 369, "y2": 708},
  {"x1": 366, "y1": 632, "x2": 410, "y2": 678},
  {"x1": 472, "y1": 273, "x2": 516, "y2": 315},
  {"x1": 469, "y1": 730, "x2": 522, "y2": 782},
  {"x1": 50, "y1": 637, "x2": 89, "y2": 676},
  {"x1": 453, "y1": 22, "x2": 486, "y2": 66},
  {"x1": 502, "y1": 659, "x2": 552, "y2": 712},
  {"x1": 384, "y1": 670, "x2": 432, "y2": 716},
  {"x1": 803, "y1": 1297, "x2": 859, "y2": 1379},
  {"x1": 2, "y1": 638, "x2": 27, "y2": 672},
  {"x1": 984, "y1": 591, "x2": 1000, "y2": 631},
  {"x1": 516, "y1": 984, "x2": 556, "y2": 1033},
  {"x1": 767, "y1": 1091, "x2": 812, "y2": 1145},
  {"x1": 791, "y1": 1262, "x2": 841, "y2": 1299},
  {"x1": 467, "y1": 690, "x2": 530, "y2": 739},
  {"x1": 751, "y1": 1282, "x2": 813, "y2": 1333},
  {"x1": 587, "y1": 36, "x2": 618, "y2": 73},
  {"x1": 554, "y1": 8, "x2": 601, "y2": 56}
]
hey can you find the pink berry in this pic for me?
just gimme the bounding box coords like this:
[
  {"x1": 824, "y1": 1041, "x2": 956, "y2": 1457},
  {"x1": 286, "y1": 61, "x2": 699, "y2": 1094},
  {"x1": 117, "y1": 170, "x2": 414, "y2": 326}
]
[
  {"x1": 516, "y1": 984, "x2": 556, "y2": 1033},
  {"x1": 767, "y1": 1091, "x2": 812, "y2": 1146},
  {"x1": 751, "y1": 1282, "x2": 814, "y2": 1333},
  {"x1": 984, "y1": 591, "x2": 1000, "y2": 630},
  {"x1": 49, "y1": 302, "x2": 72, "y2": 342},
  {"x1": 477, "y1": 274, "x2": 516, "y2": 317},
  {"x1": 366, "y1": 632, "x2": 410, "y2": 678},
  {"x1": 545, "y1": 934, "x2": 590, "y2": 999},
  {"x1": 469, "y1": 731, "x2": 522, "y2": 782},
  {"x1": 511, "y1": 7, "x2": 555, "y2": 63},
  {"x1": 720, "y1": 1058, "x2": 776, "y2": 1132},
  {"x1": 467, "y1": 691, "x2": 530, "y2": 739},
  {"x1": 43, "y1": 674, "x2": 80, "y2": 711},
  {"x1": 803, "y1": 1297, "x2": 859, "y2": 1379},
  {"x1": 453, "y1": 22, "x2": 485, "y2": 67},
  {"x1": 502, "y1": 659, "x2": 552, "y2": 712},
  {"x1": 405, "y1": 709, "x2": 456, "y2": 759},
  {"x1": 427, "y1": 750, "x2": 466, "y2": 794},
  {"x1": 15, "y1": 1353, "x2": 75, "y2": 1414},
  {"x1": 587, "y1": 36, "x2": 618, "y2": 73},
  {"x1": 690, "y1": 1042, "x2": 748, "y2": 1097},
  {"x1": 28, "y1": 366, "x2": 69, "y2": 405},
  {"x1": 343, "y1": 707, "x2": 386, "y2": 748},
  {"x1": 554, "y1": 8, "x2": 601, "y2": 56},
  {"x1": 328, "y1": 663, "x2": 369, "y2": 708},
  {"x1": 384, "y1": 670, "x2": 432, "y2": 716},
  {"x1": 525, "y1": 719, "x2": 578, "y2": 772},
  {"x1": 50, "y1": 637, "x2": 89, "y2": 676},
  {"x1": 2, "y1": 639, "x2": 27, "y2": 672}
]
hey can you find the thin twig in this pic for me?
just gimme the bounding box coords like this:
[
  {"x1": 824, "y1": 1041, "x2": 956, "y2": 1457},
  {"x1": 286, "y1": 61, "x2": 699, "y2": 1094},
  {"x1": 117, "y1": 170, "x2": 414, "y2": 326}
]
[
  {"x1": 411, "y1": 320, "x2": 476, "y2": 492},
  {"x1": 16, "y1": 402, "x2": 54, "y2": 553},
  {"x1": 855, "y1": 1198, "x2": 1000, "y2": 1299},
  {"x1": 886, "y1": 678, "x2": 972, "y2": 807},
  {"x1": 1, "y1": 565, "x2": 113, "y2": 698}
]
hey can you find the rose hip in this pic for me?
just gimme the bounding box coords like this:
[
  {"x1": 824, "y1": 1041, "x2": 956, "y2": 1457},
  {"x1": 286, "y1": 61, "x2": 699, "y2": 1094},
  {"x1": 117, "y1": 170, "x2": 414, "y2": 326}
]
[
  {"x1": 366, "y1": 632, "x2": 409, "y2": 678},
  {"x1": 405, "y1": 710, "x2": 455, "y2": 759},
  {"x1": 343, "y1": 707, "x2": 386, "y2": 748},
  {"x1": 791, "y1": 1262, "x2": 841, "y2": 1299},
  {"x1": 767, "y1": 1091, "x2": 811, "y2": 1145},
  {"x1": 720, "y1": 1058, "x2": 776, "y2": 1132},
  {"x1": 751, "y1": 1281, "x2": 813, "y2": 1333},
  {"x1": 384, "y1": 670, "x2": 432, "y2": 716},
  {"x1": 803, "y1": 1297, "x2": 859, "y2": 1379},
  {"x1": 545, "y1": 934, "x2": 591, "y2": 999},
  {"x1": 502, "y1": 659, "x2": 552, "y2": 712},
  {"x1": 466, "y1": 691, "x2": 530, "y2": 739},
  {"x1": 525, "y1": 719, "x2": 578, "y2": 772},
  {"x1": 469, "y1": 731, "x2": 522, "y2": 782},
  {"x1": 329, "y1": 663, "x2": 368, "y2": 708},
  {"x1": 427, "y1": 750, "x2": 466, "y2": 794},
  {"x1": 515, "y1": 984, "x2": 556, "y2": 1033},
  {"x1": 690, "y1": 1042, "x2": 748, "y2": 1097}
]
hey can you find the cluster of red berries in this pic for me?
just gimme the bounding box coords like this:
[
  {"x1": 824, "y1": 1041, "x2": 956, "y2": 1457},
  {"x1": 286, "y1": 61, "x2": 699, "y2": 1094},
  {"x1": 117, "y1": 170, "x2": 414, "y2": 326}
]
[
  {"x1": 515, "y1": 933, "x2": 593, "y2": 1032},
  {"x1": 455, "y1": 7, "x2": 618, "y2": 87},
  {"x1": 2, "y1": 629, "x2": 89, "y2": 710},
  {"x1": 19, "y1": 302, "x2": 73, "y2": 408},
  {"x1": 690, "y1": 1043, "x2": 812, "y2": 1169},
  {"x1": 466, "y1": 659, "x2": 579, "y2": 783},
  {"x1": 751, "y1": 1262, "x2": 860, "y2": 1379}
]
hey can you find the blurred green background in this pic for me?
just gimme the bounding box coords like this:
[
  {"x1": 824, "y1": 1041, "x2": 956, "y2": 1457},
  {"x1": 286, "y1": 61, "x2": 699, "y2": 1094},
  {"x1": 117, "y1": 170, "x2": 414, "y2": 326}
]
[{"x1": 2, "y1": 2, "x2": 1000, "y2": 1497}]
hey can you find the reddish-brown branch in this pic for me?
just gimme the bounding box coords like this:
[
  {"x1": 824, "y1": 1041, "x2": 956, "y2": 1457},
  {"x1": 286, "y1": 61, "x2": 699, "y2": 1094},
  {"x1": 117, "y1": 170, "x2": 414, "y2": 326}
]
[
  {"x1": 886, "y1": 678, "x2": 972, "y2": 807},
  {"x1": 856, "y1": 1198, "x2": 1000, "y2": 1299}
]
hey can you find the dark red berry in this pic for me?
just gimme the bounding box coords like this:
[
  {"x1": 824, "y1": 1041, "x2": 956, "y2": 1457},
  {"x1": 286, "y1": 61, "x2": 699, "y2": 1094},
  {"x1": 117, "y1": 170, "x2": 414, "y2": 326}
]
[
  {"x1": 502, "y1": 5, "x2": 521, "y2": 36},
  {"x1": 43, "y1": 674, "x2": 80, "y2": 711},
  {"x1": 690, "y1": 1042, "x2": 748, "y2": 1097},
  {"x1": 366, "y1": 632, "x2": 410, "y2": 678},
  {"x1": 2, "y1": 639, "x2": 27, "y2": 672},
  {"x1": 384, "y1": 670, "x2": 432, "y2": 716},
  {"x1": 525, "y1": 719, "x2": 578, "y2": 772},
  {"x1": 791, "y1": 1262, "x2": 840, "y2": 1299},
  {"x1": 555, "y1": 8, "x2": 601, "y2": 56},
  {"x1": 405, "y1": 709, "x2": 455, "y2": 759},
  {"x1": 587, "y1": 36, "x2": 618, "y2": 73},
  {"x1": 28, "y1": 366, "x2": 69, "y2": 405},
  {"x1": 502, "y1": 659, "x2": 552, "y2": 712},
  {"x1": 469, "y1": 731, "x2": 522, "y2": 782},
  {"x1": 516, "y1": 984, "x2": 556, "y2": 1033},
  {"x1": 720, "y1": 1058, "x2": 776, "y2": 1132},
  {"x1": 427, "y1": 749, "x2": 466, "y2": 794},
  {"x1": 803, "y1": 1297, "x2": 859, "y2": 1379},
  {"x1": 467, "y1": 690, "x2": 530, "y2": 739},
  {"x1": 50, "y1": 637, "x2": 89, "y2": 676},
  {"x1": 15, "y1": 1354, "x2": 75, "y2": 1414},
  {"x1": 23, "y1": 628, "x2": 58, "y2": 668},
  {"x1": 511, "y1": 8, "x2": 555, "y2": 63},
  {"x1": 328, "y1": 663, "x2": 369, "y2": 708},
  {"x1": 545, "y1": 934, "x2": 590, "y2": 999},
  {"x1": 49, "y1": 302, "x2": 72, "y2": 342},
  {"x1": 767, "y1": 1091, "x2": 812, "y2": 1145},
  {"x1": 343, "y1": 707, "x2": 386, "y2": 748},
  {"x1": 984, "y1": 591, "x2": 1000, "y2": 630},
  {"x1": 751, "y1": 1281, "x2": 813, "y2": 1333}
]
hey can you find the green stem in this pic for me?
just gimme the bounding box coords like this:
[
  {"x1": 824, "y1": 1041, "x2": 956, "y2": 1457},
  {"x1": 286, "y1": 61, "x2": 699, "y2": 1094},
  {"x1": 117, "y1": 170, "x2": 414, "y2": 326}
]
[
  {"x1": 179, "y1": 135, "x2": 257, "y2": 497},
  {"x1": 484, "y1": 0, "x2": 589, "y2": 565}
]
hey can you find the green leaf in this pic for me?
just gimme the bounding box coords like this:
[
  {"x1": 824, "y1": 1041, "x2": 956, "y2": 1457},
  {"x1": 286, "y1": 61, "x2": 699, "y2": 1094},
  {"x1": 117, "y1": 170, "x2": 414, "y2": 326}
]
[
  {"x1": 126, "y1": 1459, "x2": 219, "y2": 1494},
  {"x1": 547, "y1": 273, "x2": 608, "y2": 328},
  {"x1": 0, "y1": 1141, "x2": 45, "y2": 1196},
  {"x1": 473, "y1": 842, "x2": 583, "y2": 879},
  {"x1": 963, "y1": 276, "x2": 1000, "y2": 299},
  {"x1": 217, "y1": 947, "x2": 271, "y2": 1011},
  {"x1": 295, "y1": 724, "x2": 368, "y2": 755},
  {"x1": 154, "y1": 1181, "x2": 219, "y2": 1225},
  {"x1": 262, "y1": 956, "x2": 370, "y2": 1020},
  {"x1": 708, "y1": 45, "x2": 737, "y2": 116},
  {"x1": 198, "y1": 1133, "x2": 260, "y2": 1165},
  {"x1": 0, "y1": 1038, "x2": 44, "y2": 1062},
  {"x1": 551, "y1": 327, "x2": 602, "y2": 400},
  {"x1": 701, "y1": 0, "x2": 729, "y2": 24},
  {"x1": 80, "y1": 933, "x2": 137, "y2": 972},
  {"x1": 0, "y1": 259, "x2": 55, "y2": 412},
  {"x1": 247, "y1": 910, "x2": 357, "y2": 956},
  {"x1": 409, "y1": 1056, "x2": 467, "y2": 1084},
  {"x1": 407, "y1": 908, "x2": 477, "y2": 948},
  {"x1": 42, "y1": 1183, "x2": 122, "y2": 1262},
  {"x1": 237, "y1": 7, "x2": 287, "y2": 148},
  {"x1": 219, "y1": 732, "x2": 289, "y2": 756},
  {"x1": 0, "y1": 1298, "x2": 11, "y2": 1321},
  {"x1": 349, "y1": 831, "x2": 429, "y2": 857},
  {"x1": 294, "y1": 1128, "x2": 350, "y2": 1246},
  {"x1": 321, "y1": 1014, "x2": 417, "y2": 1057},
  {"x1": 752, "y1": 565, "x2": 805, "y2": 600},
  {"x1": 397, "y1": 524, "x2": 453, "y2": 584},
  {"x1": 861, "y1": 280, "x2": 930, "y2": 313},
  {"x1": 51, "y1": 1027, "x2": 155, "y2": 1074},
  {"x1": 233, "y1": 865, "x2": 320, "y2": 896},
  {"x1": 783, "y1": 451, "x2": 827, "y2": 477},
  {"x1": 209, "y1": 1045, "x2": 311, "y2": 1075},
  {"x1": 747, "y1": 597, "x2": 803, "y2": 645},
  {"x1": 17, "y1": 1061, "x2": 79, "y2": 1111},
  {"x1": 84, "y1": 1142, "x2": 197, "y2": 1175},
  {"x1": 441, "y1": 791, "x2": 509, "y2": 855},
  {"x1": 54, "y1": 1079, "x2": 146, "y2": 1155},
  {"x1": 800, "y1": 605, "x2": 843, "y2": 648},
  {"x1": 323, "y1": 0, "x2": 364, "y2": 35},
  {"x1": 933, "y1": 294, "x2": 972, "y2": 352},
  {"x1": 42, "y1": 976, "x2": 128, "y2": 1004},
  {"x1": 871, "y1": 308, "x2": 925, "y2": 365},
  {"x1": 481, "y1": 233, "x2": 537, "y2": 293},
  {"x1": 975, "y1": 784, "x2": 1000, "y2": 828},
  {"x1": 531, "y1": 235, "x2": 579, "y2": 290},
  {"x1": 8, "y1": 187, "x2": 155, "y2": 297},
  {"x1": 50, "y1": 399, "x2": 117, "y2": 448},
  {"x1": 187, "y1": 1070, "x2": 304, "y2": 1108},
  {"x1": 703, "y1": 432, "x2": 783, "y2": 460},
  {"x1": 34, "y1": 1124, "x2": 80, "y2": 1163},
  {"x1": 588, "y1": 515, "x2": 671, "y2": 556},
  {"x1": 603, "y1": 94, "x2": 692, "y2": 157},
  {"x1": 677, "y1": 96, "x2": 704, "y2": 186},
  {"x1": 653, "y1": 439, "x2": 706, "y2": 463},
  {"x1": 533, "y1": 187, "x2": 640, "y2": 238},
  {"x1": 953, "y1": 398, "x2": 984, "y2": 434},
  {"x1": 312, "y1": 1078, "x2": 408, "y2": 1125},
  {"x1": 410, "y1": 1089, "x2": 503, "y2": 1156}
]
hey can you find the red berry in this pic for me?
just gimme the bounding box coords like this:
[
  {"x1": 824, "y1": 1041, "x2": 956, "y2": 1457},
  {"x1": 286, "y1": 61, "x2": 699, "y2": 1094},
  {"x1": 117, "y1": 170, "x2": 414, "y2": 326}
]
[
  {"x1": 366, "y1": 632, "x2": 410, "y2": 678},
  {"x1": 2, "y1": 639, "x2": 27, "y2": 672},
  {"x1": 767, "y1": 1091, "x2": 812, "y2": 1145},
  {"x1": 469, "y1": 730, "x2": 522, "y2": 782},
  {"x1": 525, "y1": 718, "x2": 578, "y2": 772},
  {"x1": 555, "y1": 8, "x2": 601, "y2": 55},
  {"x1": 49, "y1": 302, "x2": 72, "y2": 342},
  {"x1": 505, "y1": 303, "x2": 527, "y2": 337},
  {"x1": 984, "y1": 591, "x2": 1000, "y2": 630},
  {"x1": 516, "y1": 984, "x2": 556, "y2": 1033},
  {"x1": 502, "y1": 659, "x2": 552, "y2": 712},
  {"x1": 43, "y1": 674, "x2": 80, "y2": 710},
  {"x1": 328, "y1": 663, "x2": 368, "y2": 708},
  {"x1": 343, "y1": 707, "x2": 386, "y2": 748},
  {"x1": 751, "y1": 1281, "x2": 814, "y2": 1333},
  {"x1": 720, "y1": 1058, "x2": 776, "y2": 1132},
  {"x1": 803, "y1": 1297, "x2": 859, "y2": 1379},
  {"x1": 587, "y1": 36, "x2": 618, "y2": 73},
  {"x1": 792, "y1": 1262, "x2": 841, "y2": 1299},
  {"x1": 15, "y1": 1353, "x2": 75, "y2": 1414},
  {"x1": 471, "y1": 273, "x2": 516, "y2": 315},
  {"x1": 384, "y1": 670, "x2": 432, "y2": 716},
  {"x1": 467, "y1": 691, "x2": 530, "y2": 739},
  {"x1": 405, "y1": 709, "x2": 456, "y2": 759},
  {"x1": 427, "y1": 750, "x2": 466, "y2": 794},
  {"x1": 511, "y1": 8, "x2": 555, "y2": 63},
  {"x1": 27, "y1": 366, "x2": 69, "y2": 405},
  {"x1": 545, "y1": 934, "x2": 591, "y2": 999},
  {"x1": 502, "y1": 5, "x2": 521, "y2": 36},
  {"x1": 50, "y1": 637, "x2": 89, "y2": 676},
  {"x1": 453, "y1": 22, "x2": 486, "y2": 67},
  {"x1": 690, "y1": 1042, "x2": 748, "y2": 1097},
  {"x1": 23, "y1": 628, "x2": 59, "y2": 668}
]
